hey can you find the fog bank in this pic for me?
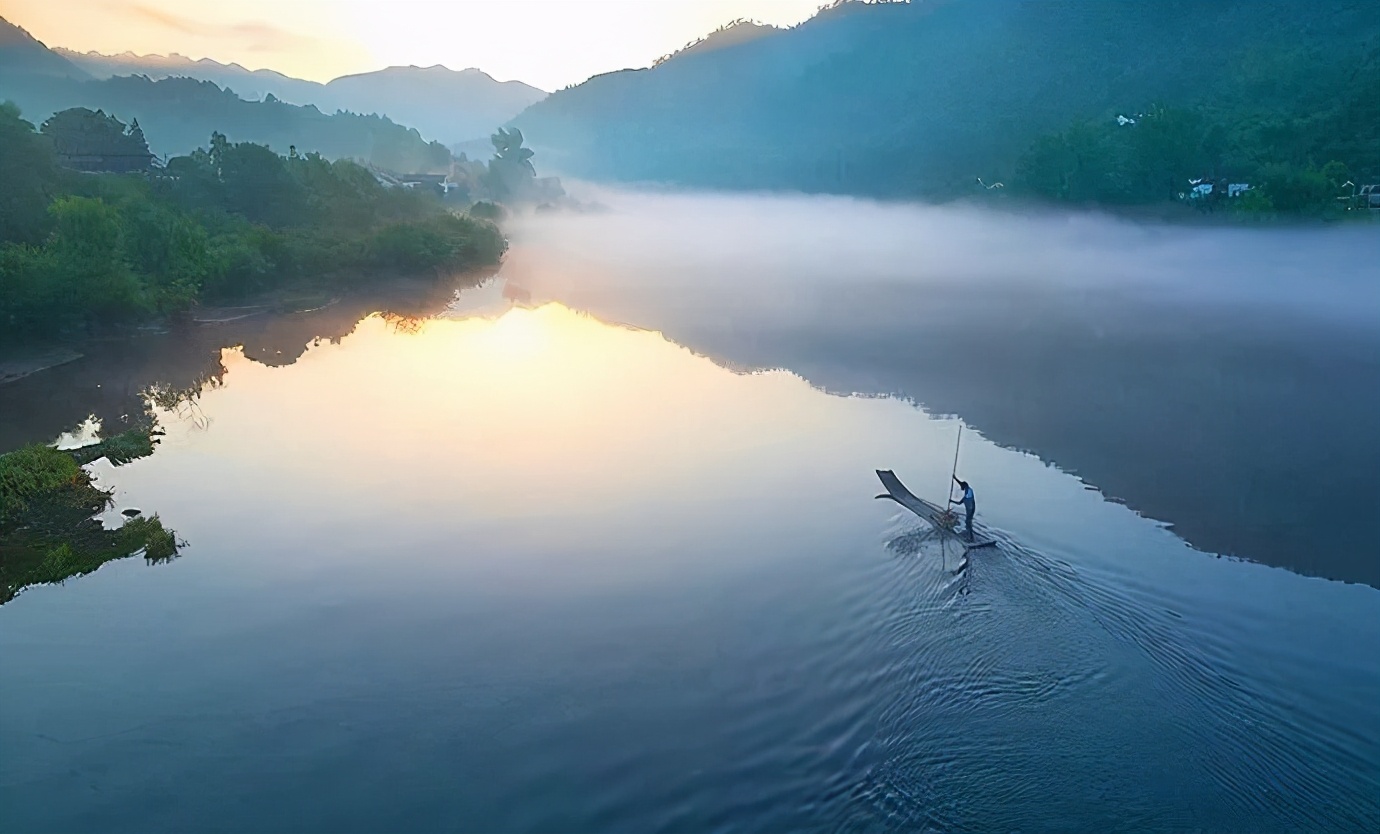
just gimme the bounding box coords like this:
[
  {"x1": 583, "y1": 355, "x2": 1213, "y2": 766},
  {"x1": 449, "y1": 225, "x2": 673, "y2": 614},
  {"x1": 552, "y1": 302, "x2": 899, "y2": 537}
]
[{"x1": 509, "y1": 188, "x2": 1380, "y2": 327}]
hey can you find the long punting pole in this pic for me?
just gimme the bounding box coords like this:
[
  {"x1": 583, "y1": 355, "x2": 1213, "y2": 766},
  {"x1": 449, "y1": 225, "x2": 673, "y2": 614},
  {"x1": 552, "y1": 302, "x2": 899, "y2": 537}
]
[{"x1": 947, "y1": 423, "x2": 963, "y2": 505}]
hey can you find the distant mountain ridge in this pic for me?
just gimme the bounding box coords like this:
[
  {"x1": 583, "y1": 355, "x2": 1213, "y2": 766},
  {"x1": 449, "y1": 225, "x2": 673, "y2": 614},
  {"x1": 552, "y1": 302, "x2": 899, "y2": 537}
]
[
  {"x1": 0, "y1": 16, "x2": 454, "y2": 172},
  {"x1": 0, "y1": 17, "x2": 89, "y2": 79},
  {"x1": 651, "y1": 19, "x2": 784, "y2": 66},
  {"x1": 54, "y1": 46, "x2": 546, "y2": 144},
  {"x1": 324, "y1": 64, "x2": 546, "y2": 145},
  {"x1": 54, "y1": 48, "x2": 322, "y2": 101}
]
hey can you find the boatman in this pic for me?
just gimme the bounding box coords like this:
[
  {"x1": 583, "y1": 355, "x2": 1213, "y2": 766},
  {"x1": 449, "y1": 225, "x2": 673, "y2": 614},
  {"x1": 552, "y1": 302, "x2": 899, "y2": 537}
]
[{"x1": 950, "y1": 477, "x2": 975, "y2": 541}]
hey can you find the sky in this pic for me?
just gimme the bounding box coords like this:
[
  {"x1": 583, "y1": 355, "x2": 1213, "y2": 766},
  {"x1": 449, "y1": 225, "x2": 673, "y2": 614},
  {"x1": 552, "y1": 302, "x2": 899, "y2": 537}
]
[{"x1": 2, "y1": 0, "x2": 825, "y2": 90}]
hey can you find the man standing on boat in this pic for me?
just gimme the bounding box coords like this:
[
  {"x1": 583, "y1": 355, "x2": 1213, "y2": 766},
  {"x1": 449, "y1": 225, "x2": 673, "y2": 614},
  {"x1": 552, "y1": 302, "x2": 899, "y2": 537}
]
[{"x1": 950, "y1": 477, "x2": 975, "y2": 541}]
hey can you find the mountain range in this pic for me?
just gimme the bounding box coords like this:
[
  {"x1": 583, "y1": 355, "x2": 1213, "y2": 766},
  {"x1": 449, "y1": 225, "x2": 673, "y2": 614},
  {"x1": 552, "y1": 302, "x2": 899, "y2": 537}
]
[
  {"x1": 0, "y1": 18, "x2": 439, "y2": 171},
  {"x1": 55, "y1": 48, "x2": 547, "y2": 144},
  {"x1": 6, "y1": 1, "x2": 1377, "y2": 205},
  {"x1": 0, "y1": 17, "x2": 545, "y2": 146},
  {"x1": 514, "y1": 0, "x2": 1380, "y2": 200},
  {"x1": 53, "y1": 48, "x2": 323, "y2": 102}
]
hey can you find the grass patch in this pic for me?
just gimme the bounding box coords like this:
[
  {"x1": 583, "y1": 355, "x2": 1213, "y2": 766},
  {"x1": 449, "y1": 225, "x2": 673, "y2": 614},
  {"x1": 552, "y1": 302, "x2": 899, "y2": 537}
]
[
  {"x1": 0, "y1": 444, "x2": 85, "y2": 525},
  {"x1": 69, "y1": 426, "x2": 160, "y2": 467}
]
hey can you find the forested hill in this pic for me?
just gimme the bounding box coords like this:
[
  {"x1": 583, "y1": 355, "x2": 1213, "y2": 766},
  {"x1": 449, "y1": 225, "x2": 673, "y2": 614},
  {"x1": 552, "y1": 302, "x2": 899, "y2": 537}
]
[
  {"x1": 513, "y1": 0, "x2": 1380, "y2": 208},
  {"x1": 54, "y1": 51, "x2": 547, "y2": 145},
  {"x1": 0, "y1": 74, "x2": 452, "y2": 174},
  {"x1": 0, "y1": 17, "x2": 450, "y2": 172},
  {"x1": 0, "y1": 17, "x2": 88, "y2": 79}
]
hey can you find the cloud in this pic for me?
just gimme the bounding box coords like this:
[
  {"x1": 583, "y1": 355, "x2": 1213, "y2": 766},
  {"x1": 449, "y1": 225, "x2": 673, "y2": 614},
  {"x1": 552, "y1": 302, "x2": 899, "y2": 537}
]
[{"x1": 128, "y1": 4, "x2": 320, "y2": 53}]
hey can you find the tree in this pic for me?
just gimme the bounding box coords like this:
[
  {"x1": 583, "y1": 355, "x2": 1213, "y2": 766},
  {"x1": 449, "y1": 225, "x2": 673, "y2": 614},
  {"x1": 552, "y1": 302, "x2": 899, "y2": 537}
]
[
  {"x1": 217, "y1": 141, "x2": 307, "y2": 227},
  {"x1": 0, "y1": 101, "x2": 62, "y2": 244},
  {"x1": 121, "y1": 202, "x2": 214, "y2": 312},
  {"x1": 39, "y1": 108, "x2": 151, "y2": 172},
  {"x1": 1257, "y1": 163, "x2": 1343, "y2": 215},
  {"x1": 46, "y1": 196, "x2": 142, "y2": 320},
  {"x1": 208, "y1": 131, "x2": 230, "y2": 173},
  {"x1": 164, "y1": 148, "x2": 224, "y2": 212},
  {"x1": 491, "y1": 127, "x2": 536, "y2": 175},
  {"x1": 486, "y1": 127, "x2": 537, "y2": 200},
  {"x1": 1130, "y1": 105, "x2": 1208, "y2": 200},
  {"x1": 1016, "y1": 121, "x2": 1130, "y2": 203},
  {"x1": 127, "y1": 118, "x2": 149, "y2": 158}
]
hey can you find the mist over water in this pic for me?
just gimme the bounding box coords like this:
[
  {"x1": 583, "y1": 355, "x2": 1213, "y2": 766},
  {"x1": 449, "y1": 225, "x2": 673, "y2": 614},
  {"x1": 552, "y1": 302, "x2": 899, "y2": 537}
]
[
  {"x1": 514, "y1": 188, "x2": 1379, "y2": 317},
  {"x1": 506, "y1": 188, "x2": 1380, "y2": 585}
]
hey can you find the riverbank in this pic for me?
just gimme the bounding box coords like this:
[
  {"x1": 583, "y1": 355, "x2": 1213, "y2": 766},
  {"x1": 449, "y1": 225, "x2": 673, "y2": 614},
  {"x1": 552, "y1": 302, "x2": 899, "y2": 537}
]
[
  {"x1": 0, "y1": 201, "x2": 507, "y2": 345},
  {"x1": 902, "y1": 190, "x2": 1380, "y2": 227},
  {"x1": 0, "y1": 105, "x2": 509, "y2": 345}
]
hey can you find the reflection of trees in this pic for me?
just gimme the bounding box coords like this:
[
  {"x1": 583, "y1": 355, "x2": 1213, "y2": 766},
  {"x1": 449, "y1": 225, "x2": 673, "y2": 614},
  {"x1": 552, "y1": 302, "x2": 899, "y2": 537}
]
[
  {"x1": 145, "y1": 368, "x2": 224, "y2": 430},
  {"x1": 0, "y1": 275, "x2": 484, "y2": 454},
  {"x1": 1, "y1": 428, "x2": 181, "y2": 605},
  {"x1": 380, "y1": 313, "x2": 426, "y2": 334},
  {"x1": 562, "y1": 282, "x2": 1380, "y2": 587},
  {"x1": 1, "y1": 274, "x2": 490, "y2": 605}
]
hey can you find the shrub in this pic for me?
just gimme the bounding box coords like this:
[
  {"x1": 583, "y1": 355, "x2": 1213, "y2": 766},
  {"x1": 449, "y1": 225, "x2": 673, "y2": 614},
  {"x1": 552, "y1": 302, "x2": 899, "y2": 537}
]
[{"x1": 0, "y1": 445, "x2": 84, "y2": 526}]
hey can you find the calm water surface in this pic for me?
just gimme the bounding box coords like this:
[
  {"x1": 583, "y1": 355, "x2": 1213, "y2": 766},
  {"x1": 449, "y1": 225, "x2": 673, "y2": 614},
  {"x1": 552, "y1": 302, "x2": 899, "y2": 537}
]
[{"x1": 2, "y1": 295, "x2": 1378, "y2": 832}]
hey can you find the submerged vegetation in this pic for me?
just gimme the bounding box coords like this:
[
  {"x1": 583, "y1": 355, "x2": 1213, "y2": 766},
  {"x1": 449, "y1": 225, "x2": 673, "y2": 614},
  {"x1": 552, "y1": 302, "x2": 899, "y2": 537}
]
[
  {"x1": 0, "y1": 102, "x2": 509, "y2": 342},
  {"x1": 0, "y1": 426, "x2": 180, "y2": 605}
]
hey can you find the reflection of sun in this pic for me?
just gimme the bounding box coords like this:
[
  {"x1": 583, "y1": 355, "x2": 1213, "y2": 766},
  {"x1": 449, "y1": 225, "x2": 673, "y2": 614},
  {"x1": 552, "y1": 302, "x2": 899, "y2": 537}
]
[
  {"x1": 139, "y1": 301, "x2": 849, "y2": 536},
  {"x1": 481, "y1": 307, "x2": 552, "y2": 357}
]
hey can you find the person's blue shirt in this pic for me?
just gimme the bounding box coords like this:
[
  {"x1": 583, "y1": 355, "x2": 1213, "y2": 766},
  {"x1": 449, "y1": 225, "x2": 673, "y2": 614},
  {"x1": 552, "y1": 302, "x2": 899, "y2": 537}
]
[{"x1": 950, "y1": 477, "x2": 976, "y2": 535}]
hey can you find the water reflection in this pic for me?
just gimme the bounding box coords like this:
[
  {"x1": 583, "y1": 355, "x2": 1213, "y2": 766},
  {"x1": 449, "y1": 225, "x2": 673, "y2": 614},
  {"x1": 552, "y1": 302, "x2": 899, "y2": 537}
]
[
  {"x1": 502, "y1": 197, "x2": 1380, "y2": 587},
  {"x1": 0, "y1": 276, "x2": 484, "y2": 455},
  {"x1": 0, "y1": 276, "x2": 493, "y2": 606},
  {"x1": 1, "y1": 299, "x2": 1377, "y2": 831},
  {"x1": 0, "y1": 424, "x2": 182, "y2": 605}
]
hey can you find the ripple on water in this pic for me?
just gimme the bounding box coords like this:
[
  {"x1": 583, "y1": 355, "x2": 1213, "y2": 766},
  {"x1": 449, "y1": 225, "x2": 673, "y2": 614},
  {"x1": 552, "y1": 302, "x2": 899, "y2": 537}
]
[{"x1": 811, "y1": 510, "x2": 1380, "y2": 832}]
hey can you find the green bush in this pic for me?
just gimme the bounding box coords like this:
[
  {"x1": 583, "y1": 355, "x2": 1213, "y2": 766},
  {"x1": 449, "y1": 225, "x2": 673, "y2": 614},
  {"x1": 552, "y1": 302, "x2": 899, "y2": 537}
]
[
  {"x1": 1232, "y1": 188, "x2": 1276, "y2": 218},
  {"x1": 468, "y1": 200, "x2": 506, "y2": 221},
  {"x1": 0, "y1": 243, "x2": 59, "y2": 331},
  {"x1": 0, "y1": 444, "x2": 84, "y2": 526},
  {"x1": 117, "y1": 515, "x2": 179, "y2": 562},
  {"x1": 371, "y1": 214, "x2": 507, "y2": 272},
  {"x1": 47, "y1": 196, "x2": 145, "y2": 320},
  {"x1": 69, "y1": 426, "x2": 158, "y2": 467},
  {"x1": 1256, "y1": 163, "x2": 1345, "y2": 216},
  {"x1": 0, "y1": 103, "x2": 63, "y2": 245}
]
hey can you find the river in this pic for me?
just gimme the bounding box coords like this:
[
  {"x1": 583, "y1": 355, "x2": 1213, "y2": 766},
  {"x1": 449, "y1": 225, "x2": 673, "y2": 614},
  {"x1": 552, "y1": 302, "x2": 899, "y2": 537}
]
[{"x1": 2, "y1": 193, "x2": 1378, "y2": 832}]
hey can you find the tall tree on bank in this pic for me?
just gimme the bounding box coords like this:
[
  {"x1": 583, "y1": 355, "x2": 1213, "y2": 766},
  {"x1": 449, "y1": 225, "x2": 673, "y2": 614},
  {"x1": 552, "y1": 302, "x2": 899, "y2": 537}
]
[
  {"x1": 0, "y1": 102, "x2": 63, "y2": 244},
  {"x1": 39, "y1": 107, "x2": 152, "y2": 172},
  {"x1": 485, "y1": 126, "x2": 537, "y2": 200}
]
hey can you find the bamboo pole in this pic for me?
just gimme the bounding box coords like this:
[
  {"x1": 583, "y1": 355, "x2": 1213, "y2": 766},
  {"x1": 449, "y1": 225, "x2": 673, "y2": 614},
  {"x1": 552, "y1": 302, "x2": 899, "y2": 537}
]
[{"x1": 945, "y1": 423, "x2": 962, "y2": 522}]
